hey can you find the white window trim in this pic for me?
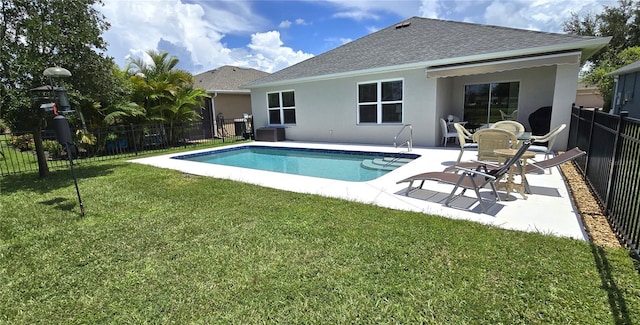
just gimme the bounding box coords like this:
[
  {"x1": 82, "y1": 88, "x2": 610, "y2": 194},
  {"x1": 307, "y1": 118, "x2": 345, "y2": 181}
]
[
  {"x1": 356, "y1": 78, "x2": 404, "y2": 125},
  {"x1": 267, "y1": 90, "x2": 296, "y2": 125}
]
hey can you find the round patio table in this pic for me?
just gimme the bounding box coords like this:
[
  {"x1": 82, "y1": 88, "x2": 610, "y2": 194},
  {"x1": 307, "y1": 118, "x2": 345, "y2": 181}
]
[{"x1": 493, "y1": 148, "x2": 536, "y2": 200}]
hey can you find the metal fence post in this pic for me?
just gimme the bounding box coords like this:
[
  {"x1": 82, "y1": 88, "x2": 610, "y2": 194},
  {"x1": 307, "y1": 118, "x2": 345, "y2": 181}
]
[
  {"x1": 583, "y1": 108, "x2": 597, "y2": 179},
  {"x1": 604, "y1": 112, "x2": 628, "y2": 213},
  {"x1": 130, "y1": 123, "x2": 138, "y2": 155}
]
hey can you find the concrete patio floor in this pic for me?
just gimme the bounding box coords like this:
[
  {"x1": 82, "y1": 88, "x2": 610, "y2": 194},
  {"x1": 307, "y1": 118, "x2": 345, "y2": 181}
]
[{"x1": 131, "y1": 141, "x2": 588, "y2": 241}]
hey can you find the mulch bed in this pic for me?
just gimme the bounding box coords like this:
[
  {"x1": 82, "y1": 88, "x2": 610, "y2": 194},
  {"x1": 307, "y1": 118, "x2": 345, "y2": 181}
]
[{"x1": 558, "y1": 161, "x2": 623, "y2": 248}]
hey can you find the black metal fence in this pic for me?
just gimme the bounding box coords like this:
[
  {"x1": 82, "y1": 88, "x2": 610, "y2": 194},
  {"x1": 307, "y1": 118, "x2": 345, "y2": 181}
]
[
  {"x1": 568, "y1": 107, "x2": 640, "y2": 254},
  {"x1": 0, "y1": 117, "x2": 253, "y2": 176}
]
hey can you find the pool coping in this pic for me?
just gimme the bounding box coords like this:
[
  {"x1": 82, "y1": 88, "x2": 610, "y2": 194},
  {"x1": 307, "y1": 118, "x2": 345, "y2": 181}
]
[{"x1": 130, "y1": 141, "x2": 588, "y2": 241}]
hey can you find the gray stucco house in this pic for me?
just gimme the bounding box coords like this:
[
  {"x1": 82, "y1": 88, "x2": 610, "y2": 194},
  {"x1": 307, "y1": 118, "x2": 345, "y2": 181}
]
[
  {"x1": 243, "y1": 17, "x2": 611, "y2": 149},
  {"x1": 608, "y1": 60, "x2": 640, "y2": 119},
  {"x1": 194, "y1": 65, "x2": 269, "y2": 138}
]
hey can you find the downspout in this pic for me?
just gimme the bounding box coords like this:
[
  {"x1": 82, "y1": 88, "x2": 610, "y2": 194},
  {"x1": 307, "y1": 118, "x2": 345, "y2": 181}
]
[{"x1": 210, "y1": 92, "x2": 218, "y2": 137}]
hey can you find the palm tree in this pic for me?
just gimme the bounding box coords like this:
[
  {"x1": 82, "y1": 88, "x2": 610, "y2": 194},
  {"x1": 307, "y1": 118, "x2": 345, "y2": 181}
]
[{"x1": 126, "y1": 50, "x2": 209, "y2": 144}]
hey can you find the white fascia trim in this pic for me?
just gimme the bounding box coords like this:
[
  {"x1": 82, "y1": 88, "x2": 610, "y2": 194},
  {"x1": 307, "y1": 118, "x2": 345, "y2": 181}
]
[
  {"x1": 425, "y1": 51, "x2": 582, "y2": 78},
  {"x1": 244, "y1": 37, "x2": 611, "y2": 89},
  {"x1": 206, "y1": 89, "x2": 251, "y2": 94}
]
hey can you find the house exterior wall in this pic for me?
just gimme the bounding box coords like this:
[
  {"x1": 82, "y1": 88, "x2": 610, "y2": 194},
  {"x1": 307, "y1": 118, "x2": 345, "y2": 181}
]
[
  {"x1": 550, "y1": 63, "x2": 580, "y2": 150},
  {"x1": 250, "y1": 64, "x2": 578, "y2": 148},
  {"x1": 251, "y1": 68, "x2": 439, "y2": 146},
  {"x1": 613, "y1": 71, "x2": 640, "y2": 119},
  {"x1": 575, "y1": 86, "x2": 604, "y2": 108},
  {"x1": 213, "y1": 93, "x2": 252, "y2": 119}
]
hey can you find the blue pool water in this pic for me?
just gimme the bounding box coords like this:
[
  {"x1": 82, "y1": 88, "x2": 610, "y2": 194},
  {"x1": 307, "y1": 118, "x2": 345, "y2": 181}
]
[{"x1": 173, "y1": 146, "x2": 419, "y2": 182}]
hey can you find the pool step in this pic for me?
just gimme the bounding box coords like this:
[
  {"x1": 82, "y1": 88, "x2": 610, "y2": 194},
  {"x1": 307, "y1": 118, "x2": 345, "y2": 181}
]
[{"x1": 361, "y1": 157, "x2": 414, "y2": 171}]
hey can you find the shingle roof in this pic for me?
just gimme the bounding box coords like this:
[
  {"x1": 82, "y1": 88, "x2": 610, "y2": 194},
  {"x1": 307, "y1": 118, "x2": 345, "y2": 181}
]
[
  {"x1": 194, "y1": 65, "x2": 269, "y2": 92},
  {"x1": 608, "y1": 60, "x2": 640, "y2": 76},
  {"x1": 245, "y1": 17, "x2": 609, "y2": 87}
]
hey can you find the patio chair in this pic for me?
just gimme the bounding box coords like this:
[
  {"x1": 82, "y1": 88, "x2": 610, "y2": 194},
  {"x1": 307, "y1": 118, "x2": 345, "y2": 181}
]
[
  {"x1": 440, "y1": 118, "x2": 458, "y2": 146},
  {"x1": 472, "y1": 128, "x2": 516, "y2": 162},
  {"x1": 490, "y1": 120, "x2": 525, "y2": 137},
  {"x1": 443, "y1": 147, "x2": 586, "y2": 193},
  {"x1": 529, "y1": 124, "x2": 566, "y2": 159},
  {"x1": 453, "y1": 123, "x2": 477, "y2": 163},
  {"x1": 397, "y1": 141, "x2": 532, "y2": 213},
  {"x1": 499, "y1": 109, "x2": 518, "y2": 121}
]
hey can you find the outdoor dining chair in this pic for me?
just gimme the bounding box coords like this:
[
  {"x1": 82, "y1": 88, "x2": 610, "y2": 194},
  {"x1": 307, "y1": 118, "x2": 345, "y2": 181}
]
[
  {"x1": 529, "y1": 124, "x2": 567, "y2": 158},
  {"x1": 472, "y1": 128, "x2": 517, "y2": 162},
  {"x1": 499, "y1": 109, "x2": 518, "y2": 121},
  {"x1": 397, "y1": 141, "x2": 532, "y2": 213},
  {"x1": 453, "y1": 123, "x2": 477, "y2": 163},
  {"x1": 440, "y1": 118, "x2": 458, "y2": 146},
  {"x1": 490, "y1": 120, "x2": 525, "y2": 137}
]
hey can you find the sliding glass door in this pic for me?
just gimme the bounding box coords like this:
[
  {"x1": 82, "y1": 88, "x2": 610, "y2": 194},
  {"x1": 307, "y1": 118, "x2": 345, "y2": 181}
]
[{"x1": 464, "y1": 81, "x2": 519, "y2": 128}]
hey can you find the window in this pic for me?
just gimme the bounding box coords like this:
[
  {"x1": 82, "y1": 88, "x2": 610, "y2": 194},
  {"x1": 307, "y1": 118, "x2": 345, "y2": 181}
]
[
  {"x1": 464, "y1": 81, "x2": 519, "y2": 127},
  {"x1": 358, "y1": 80, "x2": 403, "y2": 124},
  {"x1": 267, "y1": 90, "x2": 296, "y2": 125}
]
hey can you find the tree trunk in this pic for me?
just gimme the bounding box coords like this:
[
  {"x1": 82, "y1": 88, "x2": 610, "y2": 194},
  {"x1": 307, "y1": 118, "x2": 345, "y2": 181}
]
[{"x1": 33, "y1": 128, "x2": 50, "y2": 178}]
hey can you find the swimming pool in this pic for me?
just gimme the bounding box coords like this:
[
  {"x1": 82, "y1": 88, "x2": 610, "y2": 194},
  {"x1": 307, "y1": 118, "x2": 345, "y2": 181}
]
[{"x1": 173, "y1": 145, "x2": 420, "y2": 182}]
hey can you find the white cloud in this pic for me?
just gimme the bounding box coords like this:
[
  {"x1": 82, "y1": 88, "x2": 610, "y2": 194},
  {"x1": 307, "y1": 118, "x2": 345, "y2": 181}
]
[
  {"x1": 333, "y1": 11, "x2": 381, "y2": 21},
  {"x1": 482, "y1": 0, "x2": 607, "y2": 32},
  {"x1": 319, "y1": 0, "x2": 420, "y2": 20},
  {"x1": 411, "y1": 0, "x2": 609, "y2": 33},
  {"x1": 98, "y1": 0, "x2": 312, "y2": 74},
  {"x1": 280, "y1": 18, "x2": 308, "y2": 28},
  {"x1": 419, "y1": 0, "x2": 440, "y2": 19},
  {"x1": 279, "y1": 20, "x2": 292, "y2": 28},
  {"x1": 245, "y1": 31, "x2": 314, "y2": 73}
]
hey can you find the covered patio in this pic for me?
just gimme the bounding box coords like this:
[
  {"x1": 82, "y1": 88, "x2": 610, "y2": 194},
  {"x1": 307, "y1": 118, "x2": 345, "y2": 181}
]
[{"x1": 131, "y1": 141, "x2": 587, "y2": 240}]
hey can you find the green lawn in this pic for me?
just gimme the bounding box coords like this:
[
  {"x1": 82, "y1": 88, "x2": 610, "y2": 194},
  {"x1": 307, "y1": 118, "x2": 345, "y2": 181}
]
[{"x1": 1, "y1": 152, "x2": 639, "y2": 324}]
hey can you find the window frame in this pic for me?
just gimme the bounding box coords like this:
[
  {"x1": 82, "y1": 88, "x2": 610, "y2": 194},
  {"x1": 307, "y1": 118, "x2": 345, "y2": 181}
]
[
  {"x1": 357, "y1": 79, "x2": 404, "y2": 125},
  {"x1": 267, "y1": 90, "x2": 296, "y2": 125}
]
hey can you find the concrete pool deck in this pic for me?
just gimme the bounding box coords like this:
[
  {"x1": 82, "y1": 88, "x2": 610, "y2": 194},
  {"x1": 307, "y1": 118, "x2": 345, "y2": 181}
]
[{"x1": 130, "y1": 141, "x2": 588, "y2": 241}]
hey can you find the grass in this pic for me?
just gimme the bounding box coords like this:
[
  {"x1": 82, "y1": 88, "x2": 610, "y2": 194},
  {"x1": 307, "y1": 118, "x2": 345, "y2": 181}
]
[{"x1": 1, "y1": 152, "x2": 639, "y2": 323}]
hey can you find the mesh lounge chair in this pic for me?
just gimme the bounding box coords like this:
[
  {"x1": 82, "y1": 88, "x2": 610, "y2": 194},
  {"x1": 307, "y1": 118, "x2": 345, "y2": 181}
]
[
  {"x1": 453, "y1": 123, "x2": 477, "y2": 163},
  {"x1": 473, "y1": 128, "x2": 517, "y2": 162},
  {"x1": 397, "y1": 142, "x2": 532, "y2": 213},
  {"x1": 443, "y1": 147, "x2": 586, "y2": 193}
]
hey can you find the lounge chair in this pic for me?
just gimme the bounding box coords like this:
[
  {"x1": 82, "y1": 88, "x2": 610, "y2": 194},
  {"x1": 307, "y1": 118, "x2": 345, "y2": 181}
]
[
  {"x1": 443, "y1": 147, "x2": 586, "y2": 193},
  {"x1": 397, "y1": 141, "x2": 532, "y2": 213}
]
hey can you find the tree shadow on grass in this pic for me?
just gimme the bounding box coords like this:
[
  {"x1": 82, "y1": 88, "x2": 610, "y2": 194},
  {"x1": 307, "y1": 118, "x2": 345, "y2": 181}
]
[
  {"x1": 591, "y1": 244, "x2": 632, "y2": 325},
  {"x1": 39, "y1": 197, "x2": 76, "y2": 212},
  {"x1": 0, "y1": 163, "x2": 119, "y2": 194}
]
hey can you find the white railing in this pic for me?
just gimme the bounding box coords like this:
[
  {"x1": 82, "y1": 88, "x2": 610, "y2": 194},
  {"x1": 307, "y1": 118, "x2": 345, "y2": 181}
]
[{"x1": 394, "y1": 124, "x2": 413, "y2": 152}]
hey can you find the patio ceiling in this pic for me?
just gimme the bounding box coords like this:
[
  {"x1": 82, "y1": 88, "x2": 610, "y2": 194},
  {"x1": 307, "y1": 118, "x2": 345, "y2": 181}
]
[{"x1": 425, "y1": 51, "x2": 582, "y2": 78}]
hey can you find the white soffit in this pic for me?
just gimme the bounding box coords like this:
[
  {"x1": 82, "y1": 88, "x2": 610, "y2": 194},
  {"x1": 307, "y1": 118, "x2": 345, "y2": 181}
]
[{"x1": 425, "y1": 52, "x2": 582, "y2": 78}]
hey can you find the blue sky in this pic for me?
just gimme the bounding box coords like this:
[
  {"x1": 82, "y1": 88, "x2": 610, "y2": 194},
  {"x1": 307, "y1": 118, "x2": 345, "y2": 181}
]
[{"x1": 96, "y1": 0, "x2": 614, "y2": 75}]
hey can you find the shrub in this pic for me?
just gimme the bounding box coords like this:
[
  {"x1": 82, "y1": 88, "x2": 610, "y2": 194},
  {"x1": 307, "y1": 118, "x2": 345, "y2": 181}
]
[
  {"x1": 9, "y1": 134, "x2": 35, "y2": 151},
  {"x1": 42, "y1": 140, "x2": 64, "y2": 157}
]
